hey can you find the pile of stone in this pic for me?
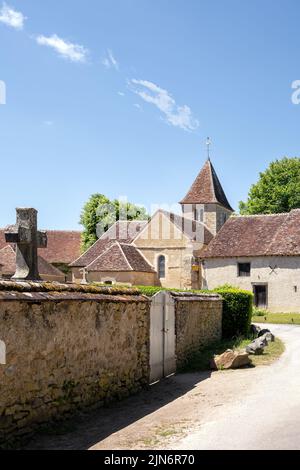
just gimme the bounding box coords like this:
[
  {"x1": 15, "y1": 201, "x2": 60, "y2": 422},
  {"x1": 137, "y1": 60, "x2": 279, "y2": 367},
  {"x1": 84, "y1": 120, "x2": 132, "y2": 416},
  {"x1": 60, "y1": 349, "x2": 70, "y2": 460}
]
[
  {"x1": 246, "y1": 325, "x2": 275, "y2": 355},
  {"x1": 210, "y1": 325, "x2": 275, "y2": 370}
]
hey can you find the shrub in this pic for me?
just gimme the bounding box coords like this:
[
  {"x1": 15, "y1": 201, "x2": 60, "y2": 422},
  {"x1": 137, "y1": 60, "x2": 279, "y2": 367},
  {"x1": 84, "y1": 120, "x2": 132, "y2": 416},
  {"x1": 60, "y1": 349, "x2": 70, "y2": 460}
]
[
  {"x1": 136, "y1": 286, "x2": 208, "y2": 297},
  {"x1": 213, "y1": 285, "x2": 253, "y2": 338}
]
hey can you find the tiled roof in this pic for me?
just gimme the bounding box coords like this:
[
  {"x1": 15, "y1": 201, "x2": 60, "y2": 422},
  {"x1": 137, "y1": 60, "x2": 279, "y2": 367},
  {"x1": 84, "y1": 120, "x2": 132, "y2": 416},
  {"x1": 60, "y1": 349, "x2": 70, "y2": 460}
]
[
  {"x1": 86, "y1": 242, "x2": 155, "y2": 273},
  {"x1": 0, "y1": 245, "x2": 65, "y2": 278},
  {"x1": 70, "y1": 220, "x2": 148, "y2": 268},
  {"x1": 0, "y1": 229, "x2": 82, "y2": 265},
  {"x1": 39, "y1": 230, "x2": 82, "y2": 264},
  {"x1": 159, "y1": 210, "x2": 214, "y2": 244},
  {"x1": 180, "y1": 159, "x2": 233, "y2": 211},
  {"x1": 201, "y1": 209, "x2": 300, "y2": 258}
]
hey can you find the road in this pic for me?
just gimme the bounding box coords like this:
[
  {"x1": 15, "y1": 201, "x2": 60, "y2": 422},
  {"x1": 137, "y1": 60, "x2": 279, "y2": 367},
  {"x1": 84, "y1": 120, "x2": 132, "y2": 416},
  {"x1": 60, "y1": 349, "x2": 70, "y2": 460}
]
[
  {"x1": 26, "y1": 323, "x2": 300, "y2": 450},
  {"x1": 173, "y1": 324, "x2": 300, "y2": 450}
]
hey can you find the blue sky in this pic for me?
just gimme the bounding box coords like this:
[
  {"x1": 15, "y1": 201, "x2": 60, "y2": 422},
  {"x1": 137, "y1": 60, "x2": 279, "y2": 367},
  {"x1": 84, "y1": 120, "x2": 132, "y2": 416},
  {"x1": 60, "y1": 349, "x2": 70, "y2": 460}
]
[{"x1": 0, "y1": 0, "x2": 300, "y2": 230}]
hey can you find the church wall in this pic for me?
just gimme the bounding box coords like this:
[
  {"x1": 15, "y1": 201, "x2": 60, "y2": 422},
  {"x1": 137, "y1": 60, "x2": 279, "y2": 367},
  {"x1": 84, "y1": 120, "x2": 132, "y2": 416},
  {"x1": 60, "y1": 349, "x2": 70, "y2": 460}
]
[
  {"x1": 202, "y1": 256, "x2": 300, "y2": 313},
  {"x1": 137, "y1": 247, "x2": 196, "y2": 289},
  {"x1": 71, "y1": 267, "x2": 157, "y2": 286},
  {"x1": 134, "y1": 211, "x2": 201, "y2": 289},
  {"x1": 203, "y1": 204, "x2": 232, "y2": 236}
]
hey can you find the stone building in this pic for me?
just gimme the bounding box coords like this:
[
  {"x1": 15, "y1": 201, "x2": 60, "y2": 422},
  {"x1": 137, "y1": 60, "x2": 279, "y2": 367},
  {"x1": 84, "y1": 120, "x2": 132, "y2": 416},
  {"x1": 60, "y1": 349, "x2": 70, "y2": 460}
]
[
  {"x1": 70, "y1": 221, "x2": 157, "y2": 285},
  {"x1": 201, "y1": 209, "x2": 300, "y2": 312},
  {"x1": 69, "y1": 159, "x2": 232, "y2": 289}
]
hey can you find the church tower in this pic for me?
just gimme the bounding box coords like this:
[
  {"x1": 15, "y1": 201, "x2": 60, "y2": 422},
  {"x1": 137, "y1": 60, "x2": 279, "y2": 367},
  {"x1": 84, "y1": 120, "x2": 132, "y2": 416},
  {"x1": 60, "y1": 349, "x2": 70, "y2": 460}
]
[{"x1": 180, "y1": 158, "x2": 233, "y2": 236}]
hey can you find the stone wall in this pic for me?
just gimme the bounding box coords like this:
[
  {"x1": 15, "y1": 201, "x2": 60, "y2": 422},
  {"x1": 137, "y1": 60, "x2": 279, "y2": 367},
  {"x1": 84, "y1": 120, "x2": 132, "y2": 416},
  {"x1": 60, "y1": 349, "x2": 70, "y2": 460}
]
[
  {"x1": 0, "y1": 282, "x2": 150, "y2": 446},
  {"x1": 174, "y1": 293, "x2": 223, "y2": 369}
]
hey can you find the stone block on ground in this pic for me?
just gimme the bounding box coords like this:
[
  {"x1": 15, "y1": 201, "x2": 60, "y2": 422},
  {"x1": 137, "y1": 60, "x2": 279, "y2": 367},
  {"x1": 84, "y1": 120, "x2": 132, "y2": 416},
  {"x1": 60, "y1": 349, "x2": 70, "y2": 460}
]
[
  {"x1": 210, "y1": 349, "x2": 251, "y2": 370},
  {"x1": 246, "y1": 337, "x2": 268, "y2": 355},
  {"x1": 258, "y1": 329, "x2": 275, "y2": 342}
]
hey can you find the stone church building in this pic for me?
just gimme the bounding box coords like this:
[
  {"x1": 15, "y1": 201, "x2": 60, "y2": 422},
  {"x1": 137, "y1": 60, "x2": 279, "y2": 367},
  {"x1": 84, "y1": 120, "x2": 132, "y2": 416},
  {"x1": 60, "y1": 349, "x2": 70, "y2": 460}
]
[
  {"x1": 69, "y1": 157, "x2": 300, "y2": 313},
  {"x1": 70, "y1": 159, "x2": 233, "y2": 290}
]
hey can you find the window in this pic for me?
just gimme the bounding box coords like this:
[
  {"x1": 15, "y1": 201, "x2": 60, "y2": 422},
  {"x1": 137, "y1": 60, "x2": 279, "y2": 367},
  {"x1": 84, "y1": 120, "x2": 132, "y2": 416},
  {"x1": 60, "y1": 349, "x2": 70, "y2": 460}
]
[
  {"x1": 158, "y1": 255, "x2": 166, "y2": 279},
  {"x1": 238, "y1": 262, "x2": 251, "y2": 277}
]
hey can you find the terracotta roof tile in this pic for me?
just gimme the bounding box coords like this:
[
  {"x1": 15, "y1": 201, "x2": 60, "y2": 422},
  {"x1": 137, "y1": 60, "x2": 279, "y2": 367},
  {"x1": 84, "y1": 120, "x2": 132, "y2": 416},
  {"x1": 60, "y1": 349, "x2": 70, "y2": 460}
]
[
  {"x1": 0, "y1": 245, "x2": 65, "y2": 278},
  {"x1": 86, "y1": 242, "x2": 155, "y2": 273},
  {"x1": 0, "y1": 229, "x2": 82, "y2": 265},
  {"x1": 70, "y1": 220, "x2": 148, "y2": 268},
  {"x1": 202, "y1": 209, "x2": 300, "y2": 258},
  {"x1": 180, "y1": 160, "x2": 233, "y2": 211},
  {"x1": 40, "y1": 230, "x2": 82, "y2": 264}
]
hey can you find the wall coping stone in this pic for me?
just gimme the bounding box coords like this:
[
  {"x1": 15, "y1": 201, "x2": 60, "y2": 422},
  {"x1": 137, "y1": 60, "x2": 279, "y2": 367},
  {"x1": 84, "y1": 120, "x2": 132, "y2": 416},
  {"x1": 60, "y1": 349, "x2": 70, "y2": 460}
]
[
  {"x1": 169, "y1": 291, "x2": 222, "y2": 301},
  {"x1": 0, "y1": 280, "x2": 148, "y2": 302}
]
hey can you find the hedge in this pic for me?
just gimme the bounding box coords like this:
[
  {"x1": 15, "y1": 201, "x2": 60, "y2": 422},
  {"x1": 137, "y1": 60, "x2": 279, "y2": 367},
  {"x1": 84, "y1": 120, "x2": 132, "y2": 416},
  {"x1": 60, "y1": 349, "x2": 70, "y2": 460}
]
[
  {"x1": 213, "y1": 286, "x2": 253, "y2": 338},
  {"x1": 136, "y1": 284, "x2": 253, "y2": 339}
]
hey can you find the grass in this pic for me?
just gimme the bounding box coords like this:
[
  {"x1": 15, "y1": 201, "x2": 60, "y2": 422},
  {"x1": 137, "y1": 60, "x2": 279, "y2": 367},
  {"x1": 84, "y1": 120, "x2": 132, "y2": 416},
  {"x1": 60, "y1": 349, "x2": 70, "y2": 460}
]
[
  {"x1": 140, "y1": 423, "x2": 189, "y2": 448},
  {"x1": 253, "y1": 312, "x2": 300, "y2": 325},
  {"x1": 180, "y1": 336, "x2": 285, "y2": 372}
]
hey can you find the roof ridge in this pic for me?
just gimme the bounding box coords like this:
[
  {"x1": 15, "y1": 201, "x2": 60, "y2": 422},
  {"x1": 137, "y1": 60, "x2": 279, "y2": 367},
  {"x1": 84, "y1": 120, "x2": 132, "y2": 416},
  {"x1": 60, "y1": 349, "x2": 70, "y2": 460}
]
[
  {"x1": 118, "y1": 243, "x2": 133, "y2": 271},
  {"x1": 85, "y1": 241, "x2": 120, "y2": 270},
  {"x1": 232, "y1": 212, "x2": 290, "y2": 218}
]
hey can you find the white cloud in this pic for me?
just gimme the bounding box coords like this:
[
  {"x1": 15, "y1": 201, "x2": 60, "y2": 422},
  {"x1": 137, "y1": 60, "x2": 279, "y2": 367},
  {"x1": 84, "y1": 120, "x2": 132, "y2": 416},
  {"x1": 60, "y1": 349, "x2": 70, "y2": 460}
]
[
  {"x1": 36, "y1": 34, "x2": 89, "y2": 63},
  {"x1": 0, "y1": 2, "x2": 26, "y2": 30},
  {"x1": 102, "y1": 49, "x2": 119, "y2": 70},
  {"x1": 134, "y1": 103, "x2": 142, "y2": 110},
  {"x1": 130, "y1": 79, "x2": 199, "y2": 131},
  {"x1": 118, "y1": 91, "x2": 125, "y2": 96}
]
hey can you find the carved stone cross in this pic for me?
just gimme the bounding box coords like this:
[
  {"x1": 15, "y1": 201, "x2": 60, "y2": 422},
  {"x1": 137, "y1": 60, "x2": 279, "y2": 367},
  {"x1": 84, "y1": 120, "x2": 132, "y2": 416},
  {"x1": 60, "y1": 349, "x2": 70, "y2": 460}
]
[{"x1": 5, "y1": 208, "x2": 47, "y2": 281}]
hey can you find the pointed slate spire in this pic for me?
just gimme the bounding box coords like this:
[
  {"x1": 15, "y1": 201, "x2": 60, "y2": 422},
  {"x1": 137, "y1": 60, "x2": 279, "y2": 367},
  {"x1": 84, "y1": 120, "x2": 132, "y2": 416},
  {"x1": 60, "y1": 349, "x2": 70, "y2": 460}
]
[{"x1": 180, "y1": 159, "x2": 234, "y2": 211}]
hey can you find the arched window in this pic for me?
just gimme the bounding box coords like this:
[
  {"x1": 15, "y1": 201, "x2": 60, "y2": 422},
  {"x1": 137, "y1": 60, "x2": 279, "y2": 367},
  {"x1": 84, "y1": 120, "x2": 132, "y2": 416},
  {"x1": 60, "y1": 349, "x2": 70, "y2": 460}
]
[{"x1": 158, "y1": 255, "x2": 166, "y2": 279}]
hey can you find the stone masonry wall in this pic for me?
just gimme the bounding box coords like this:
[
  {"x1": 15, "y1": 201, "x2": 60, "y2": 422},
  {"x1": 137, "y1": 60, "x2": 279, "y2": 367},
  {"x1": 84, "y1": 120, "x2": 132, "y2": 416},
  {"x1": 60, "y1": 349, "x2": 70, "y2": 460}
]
[
  {"x1": 0, "y1": 282, "x2": 150, "y2": 446},
  {"x1": 174, "y1": 293, "x2": 223, "y2": 369}
]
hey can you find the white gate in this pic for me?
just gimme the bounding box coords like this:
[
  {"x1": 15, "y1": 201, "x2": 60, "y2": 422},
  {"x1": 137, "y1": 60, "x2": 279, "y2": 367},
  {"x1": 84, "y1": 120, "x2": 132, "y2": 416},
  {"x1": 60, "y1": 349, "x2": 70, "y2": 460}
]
[{"x1": 150, "y1": 291, "x2": 176, "y2": 383}]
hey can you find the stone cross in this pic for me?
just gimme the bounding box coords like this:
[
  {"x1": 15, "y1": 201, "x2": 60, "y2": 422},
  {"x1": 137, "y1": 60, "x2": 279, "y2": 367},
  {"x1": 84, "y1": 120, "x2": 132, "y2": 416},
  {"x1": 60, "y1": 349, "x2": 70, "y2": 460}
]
[
  {"x1": 80, "y1": 267, "x2": 88, "y2": 285},
  {"x1": 5, "y1": 208, "x2": 47, "y2": 281}
]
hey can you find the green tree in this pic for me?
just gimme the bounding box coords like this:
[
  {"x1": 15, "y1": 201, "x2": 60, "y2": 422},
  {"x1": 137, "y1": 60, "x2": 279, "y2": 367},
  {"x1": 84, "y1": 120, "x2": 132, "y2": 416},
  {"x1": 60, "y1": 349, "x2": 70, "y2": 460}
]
[
  {"x1": 239, "y1": 157, "x2": 300, "y2": 215},
  {"x1": 80, "y1": 193, "x2": 149, "y2": 252}
]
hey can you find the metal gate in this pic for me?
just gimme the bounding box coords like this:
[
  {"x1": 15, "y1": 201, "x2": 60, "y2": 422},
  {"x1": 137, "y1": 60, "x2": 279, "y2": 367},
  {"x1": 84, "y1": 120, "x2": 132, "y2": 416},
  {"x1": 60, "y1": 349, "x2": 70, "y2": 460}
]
[{"x1": 150, "y1": 291, "x2": 176, "y2": 383}]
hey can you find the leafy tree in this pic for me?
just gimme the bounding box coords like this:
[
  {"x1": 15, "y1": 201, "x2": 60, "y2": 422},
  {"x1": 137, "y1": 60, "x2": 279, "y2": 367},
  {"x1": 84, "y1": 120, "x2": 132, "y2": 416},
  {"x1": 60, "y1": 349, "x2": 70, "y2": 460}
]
[
  {"x1": 80, "y1": 193, "x2": 149, "y2": 251},
  {"x1": 239, "y1": 157, "x2": 300, "y2": 215}
]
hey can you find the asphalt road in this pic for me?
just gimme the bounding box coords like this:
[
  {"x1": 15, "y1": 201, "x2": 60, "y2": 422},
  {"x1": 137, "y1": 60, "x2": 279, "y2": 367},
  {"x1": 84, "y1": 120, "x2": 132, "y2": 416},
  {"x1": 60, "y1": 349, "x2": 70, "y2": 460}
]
[{"x1": 173, "y1": 324, "x2": 300, "y2": 450}]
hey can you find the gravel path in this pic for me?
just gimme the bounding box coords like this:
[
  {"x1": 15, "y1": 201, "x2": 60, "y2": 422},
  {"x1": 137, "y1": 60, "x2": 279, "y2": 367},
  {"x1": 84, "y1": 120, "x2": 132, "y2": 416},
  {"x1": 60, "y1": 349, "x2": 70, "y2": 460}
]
[
  {"x1": 173, "y1": 324, "x2": 300, "y2": 450},
  {"x1": 26, "y1": 323, "x2": 298, "y2": 450}
]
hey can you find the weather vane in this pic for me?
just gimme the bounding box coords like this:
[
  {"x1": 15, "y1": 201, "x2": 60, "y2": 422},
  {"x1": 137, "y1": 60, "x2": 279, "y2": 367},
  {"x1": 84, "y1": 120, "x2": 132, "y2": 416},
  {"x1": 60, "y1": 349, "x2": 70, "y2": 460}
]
[{"x1": 206, "y1": 137, "x2": 212, "y2": 161}]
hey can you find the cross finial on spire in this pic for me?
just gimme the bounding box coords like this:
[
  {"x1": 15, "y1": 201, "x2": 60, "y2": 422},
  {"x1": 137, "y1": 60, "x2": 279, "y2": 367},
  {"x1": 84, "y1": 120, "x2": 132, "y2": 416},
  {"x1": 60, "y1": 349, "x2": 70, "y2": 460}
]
[{"x1": 206, "y1": 137, "x2": 212, "y2": 161}]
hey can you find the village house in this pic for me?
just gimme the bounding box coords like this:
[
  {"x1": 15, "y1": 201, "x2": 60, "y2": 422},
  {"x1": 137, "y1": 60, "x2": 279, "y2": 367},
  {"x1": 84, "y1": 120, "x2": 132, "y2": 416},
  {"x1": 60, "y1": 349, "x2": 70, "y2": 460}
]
[{"x1": 201, "y1": 209, "x2": 300, "y2": 313}]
